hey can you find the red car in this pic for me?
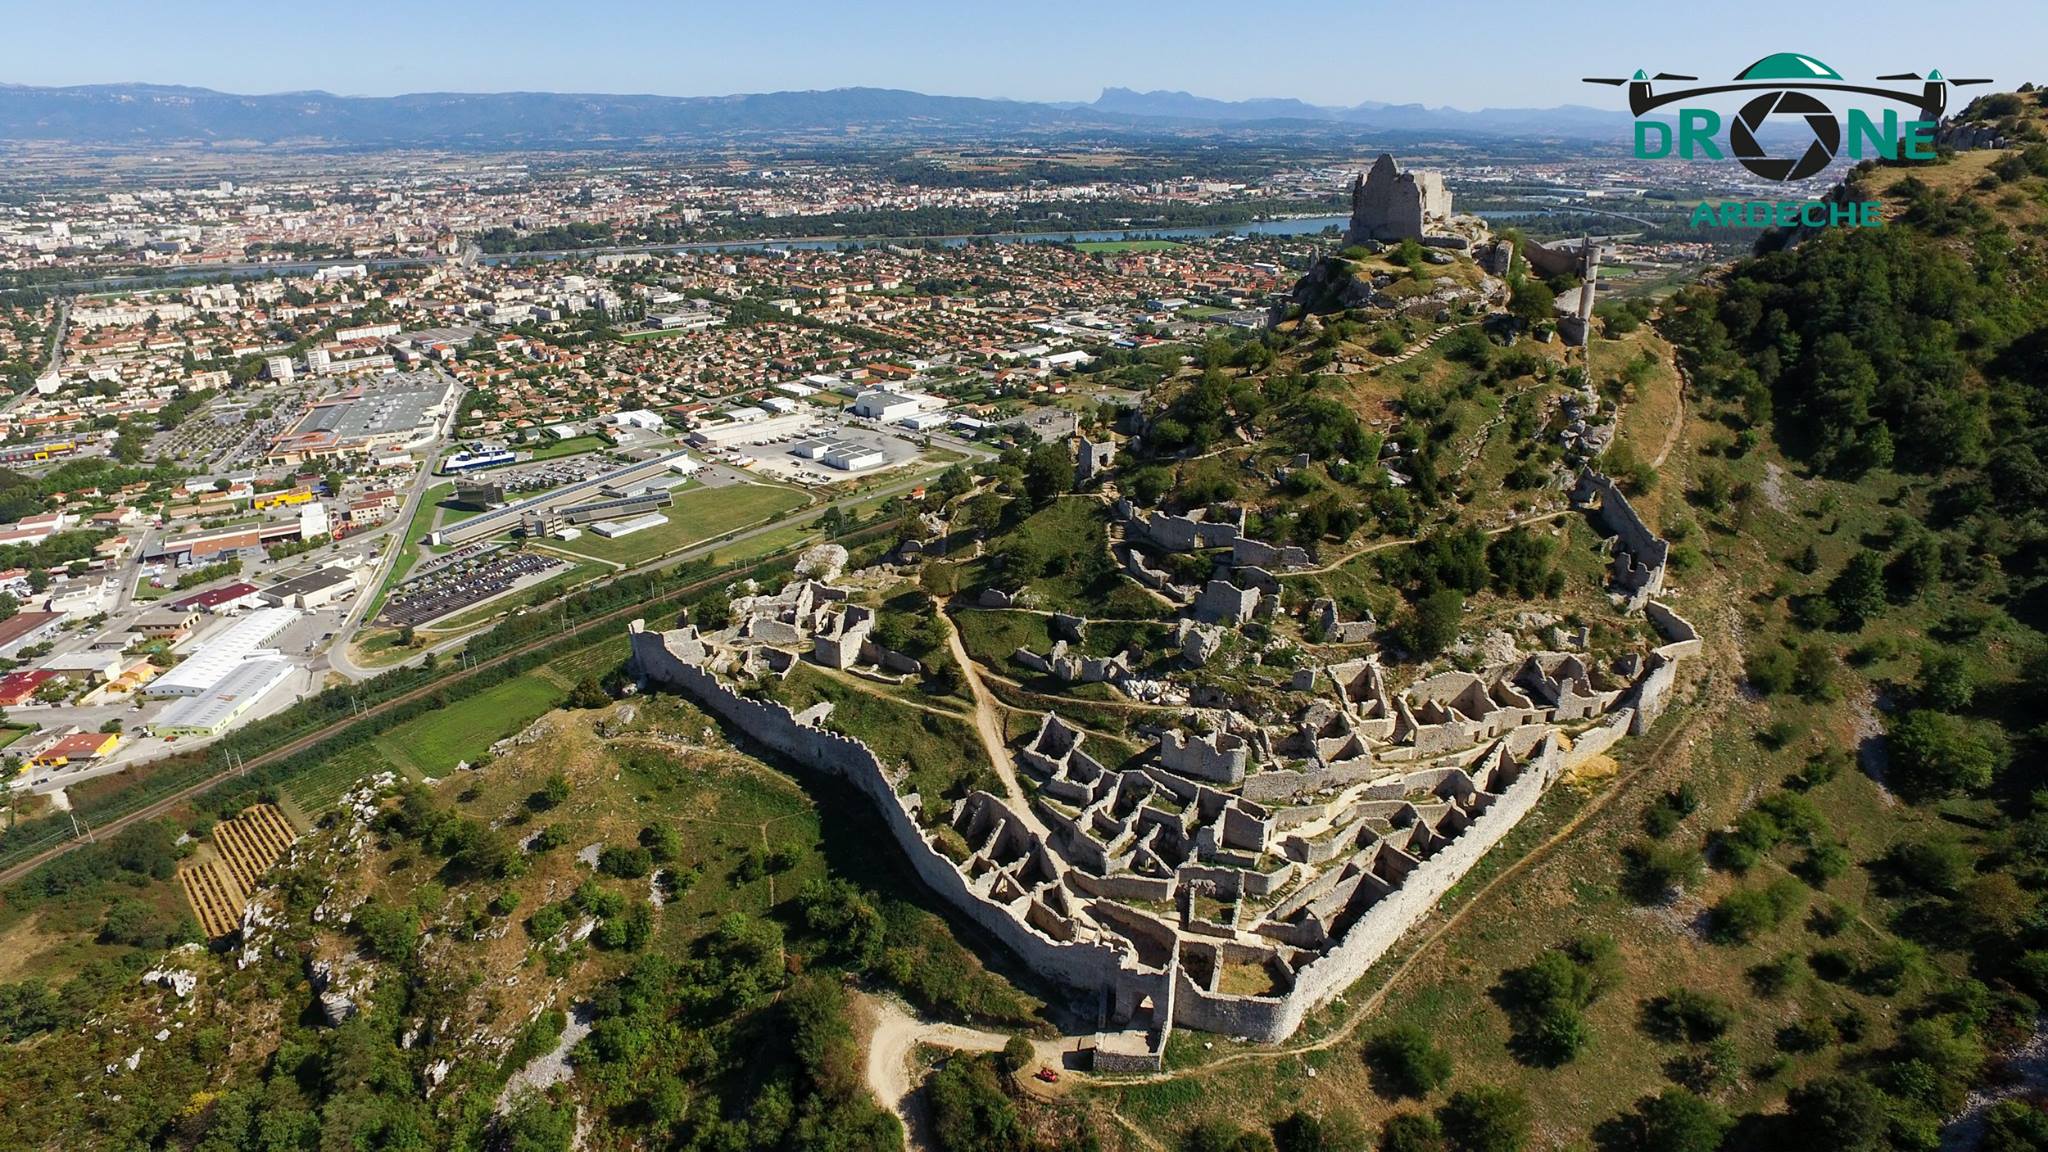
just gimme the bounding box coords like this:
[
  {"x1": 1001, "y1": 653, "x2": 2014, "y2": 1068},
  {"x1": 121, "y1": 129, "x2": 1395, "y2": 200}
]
[{"x1": 1034, "y1": 1066, "x2": 1060, "y2": 1084}]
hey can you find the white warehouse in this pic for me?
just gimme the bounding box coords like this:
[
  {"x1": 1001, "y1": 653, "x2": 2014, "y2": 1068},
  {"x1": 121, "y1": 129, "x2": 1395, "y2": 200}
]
[{"x1": 147, "y1": 607, "x2": 302, "y2": 697}]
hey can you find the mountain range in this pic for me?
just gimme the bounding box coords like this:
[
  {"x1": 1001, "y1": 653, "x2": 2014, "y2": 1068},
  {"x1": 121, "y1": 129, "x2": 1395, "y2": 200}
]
[{"x1": 0, "y1": 82, "x2": 1640, "y2": 148}]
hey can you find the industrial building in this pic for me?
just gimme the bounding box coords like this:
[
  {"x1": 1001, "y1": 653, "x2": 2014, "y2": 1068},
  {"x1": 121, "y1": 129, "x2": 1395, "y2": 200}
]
[
  {"x1": 0, "y1": 611, "x2": 65, "y2": 659},
  {"x1": 850, "y1": 390, "x2": 924, "y2": 422},
  {"x1": 591, "y1": 512, "x2": 668, "y2": 538},
  {"x1": 788, "y1": 439, "x2": 886, "y2": 471},
  {"x1": 149, "y1": 505, "x2": 330, "y2": 567},
  {"x1": 687, "y1": 410, "x2": 814, "y2": 447},
  {"x1": 518, "y1": 489, "x2": 672, "y2": 538},
  {"x1": 147, "y1": 608, "x2": 301, "y2": 697},
  {"x1": 429, "y1": 450, "x2": 698, "y2": 547},
  {"x1": 258, "y1": 567, "x2": 360, "y2": 610},
  {"x1": 148, "y1": 657, "x2": 295, "y2": 738}
]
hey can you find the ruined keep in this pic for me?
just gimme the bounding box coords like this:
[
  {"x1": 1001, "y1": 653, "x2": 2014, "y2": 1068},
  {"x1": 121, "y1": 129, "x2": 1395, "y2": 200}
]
[
  {"x1": 1346, "y1": 153, "x2": 1453, "y2": 244},
  {"x1": 626, "y1": 470, "x2": 1697, "y2": 1069}
]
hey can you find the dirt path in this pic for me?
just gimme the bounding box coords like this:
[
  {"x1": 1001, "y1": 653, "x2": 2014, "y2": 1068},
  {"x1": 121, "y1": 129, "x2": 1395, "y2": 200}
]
[
  {"x1": 864, "y1": 994, "x2": 1066, "y2": 1152},
  {"x1": 941, "y1": 608, "x2": 1052, "y2": 838},
  {"x1": 1649, "y1": 365, "x2": 1689, "y2": 469},
  {"x1": 1289, "y1": 507, "x2": 1574, "y2": 576}
]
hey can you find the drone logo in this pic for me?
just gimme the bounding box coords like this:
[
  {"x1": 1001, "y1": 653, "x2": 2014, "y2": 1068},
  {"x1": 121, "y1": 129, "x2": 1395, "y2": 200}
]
[{"x1": 1585, "y1": 53, "x2": 1991, "y2": 181}]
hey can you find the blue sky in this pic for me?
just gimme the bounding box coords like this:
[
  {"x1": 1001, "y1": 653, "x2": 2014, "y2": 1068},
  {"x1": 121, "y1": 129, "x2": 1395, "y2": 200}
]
[{"x1": 9, "y1": 0, "x2": 2043, "y2": 108}]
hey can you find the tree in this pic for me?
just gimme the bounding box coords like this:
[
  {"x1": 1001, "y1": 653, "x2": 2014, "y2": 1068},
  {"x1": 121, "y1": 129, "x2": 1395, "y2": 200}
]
[
  {"x1": 1888, "y1": 709, "x2": 2001, "y2": 800},
  {"x1": 1509, "y1": 277, "x2": 1556, "y2": 329},
  {"x1": 1182, "y1": 1121, "x2": 1275, "y2": 1152},
  {"x1": 1617, "y1": 1088, "x2": 1727, "y2": 1152},
  {"x1": 1023, "y1": 442, "x2": 1075, "y2": 507},
  {"x1": 1826, "y1": 552, "x2": 1886, "y2": 630},
  {"x1": 1917, "y1": 648, "x2": 1973, "y2": 711},
  {"x1": 528, "y1": 773, "x2": 571, "y2": 812},
  {"x1": 1273, "y1": 1111, "x2": 1367, "y2": 1152},
  {"x1": 693, "y1": 587, "x2": 732, "y2": 631},
  {"x1": 500, "y1": 1092, "x2": 576, "y2": 1152},
  {"x1": 1641, "y1": 989, "x2": 1734, "y2": 1044},
  {"x1": 0, "y1": 591, "x2": 16, "y2": 622},
  {"x1": 1982, "y1": 1098, "x2": 2048, "y2": 1152},
  {"x1": 1401, "y1": 589, "x2": 1464, "y2": 660},
  {"x1": 1379, "y1": 1114, "x2": 1445, "y2": 1152},
  {"x1": 1438, "y1": 1086, "x2": 1528, "y2": 1152},
  {"x1": 1782, "y1": 1075, "x2": 1887, "y2": 1152},
  {"x1": 928, "y1": 1056, "x2": 1024, "y2": 1152},
  {"x1": 567, "y1": 677, "x2": 611, "y2": 709},
  {"x1": 999, "y1": 1034, "x2": 1035, "y2": 1076},
  {"x1": 1365, "y1": 1024, "x2": 1453, "y2": 1098}
]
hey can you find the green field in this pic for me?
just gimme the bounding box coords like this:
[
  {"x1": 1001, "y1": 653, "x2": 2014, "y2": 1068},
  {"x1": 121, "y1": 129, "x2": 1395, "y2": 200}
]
[
  {"x1": 382, "y1": 674, "x2": 569, "y2": 776},
  {"x1": 524, "y1": 434, "x2": 611, "y2": 461},
  {"x1": 1073, "y1": 239, "x2": 1183, "y2": 253},
  {"x1": 549, "y1": 482, "x2": 807, "y2": 566}
]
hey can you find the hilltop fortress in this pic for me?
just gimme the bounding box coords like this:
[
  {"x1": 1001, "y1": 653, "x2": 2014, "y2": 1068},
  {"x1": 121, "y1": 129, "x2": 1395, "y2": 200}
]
[{"x1": 628, "y1": 468, "x2": 1689, "y2": 1069}]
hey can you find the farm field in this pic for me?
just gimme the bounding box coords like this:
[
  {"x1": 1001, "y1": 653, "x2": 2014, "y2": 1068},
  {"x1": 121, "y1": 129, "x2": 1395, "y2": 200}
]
[{"x1": 280, "y1": 743, "x2": 406, "y2": 814}]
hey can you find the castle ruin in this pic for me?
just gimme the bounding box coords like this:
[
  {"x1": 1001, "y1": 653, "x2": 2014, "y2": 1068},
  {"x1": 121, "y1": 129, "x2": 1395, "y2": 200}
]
[
  {"x1": 1346, "y1": 153, "x2": 1453, "y2": 245},
  {"x1": 627, "y1": 468, "x2": 1692, "y2": 1070}
]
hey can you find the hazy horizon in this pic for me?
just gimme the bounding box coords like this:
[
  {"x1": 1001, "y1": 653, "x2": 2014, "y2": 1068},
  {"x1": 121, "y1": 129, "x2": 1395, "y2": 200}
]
[{"x1": 8, "y1": 0, "x2": 2042, "y2": 110}]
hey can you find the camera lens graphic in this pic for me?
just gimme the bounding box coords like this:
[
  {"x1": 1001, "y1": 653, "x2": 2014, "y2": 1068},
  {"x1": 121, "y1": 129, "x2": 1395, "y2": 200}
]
[{"x1": 1730, "y1": 89, "x2": 1841, "y2": 181}]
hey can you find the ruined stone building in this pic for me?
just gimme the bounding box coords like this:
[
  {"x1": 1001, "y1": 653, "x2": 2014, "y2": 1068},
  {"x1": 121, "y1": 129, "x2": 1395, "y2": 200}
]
[{"x1": 1346, "y1": 153, "x2": 1453, "y2": 244}]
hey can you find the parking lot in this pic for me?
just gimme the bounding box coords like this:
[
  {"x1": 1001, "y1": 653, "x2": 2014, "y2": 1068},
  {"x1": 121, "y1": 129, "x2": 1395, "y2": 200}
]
[
  {"x1": 379, "y1": 548, "x2": 566, "y2": 627},
  {"x1": 496, "y1": 452, "x2": 620, "y2": 495}
]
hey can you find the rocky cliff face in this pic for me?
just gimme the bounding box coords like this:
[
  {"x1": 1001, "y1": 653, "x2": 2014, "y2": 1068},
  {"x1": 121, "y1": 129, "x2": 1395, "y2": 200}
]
[{"x1": 1283, "y1": 252, "x2": 1502, "y2": 323}]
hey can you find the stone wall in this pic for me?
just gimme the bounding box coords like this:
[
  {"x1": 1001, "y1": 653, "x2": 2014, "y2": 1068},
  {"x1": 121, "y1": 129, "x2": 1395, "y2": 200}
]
[
  {"x1": 1574, "y1": 468, "x2": 1668, "y2": 601},
  {"x1": 1645, "y1": 600, "x2": 1702, "y2": 659},
  {"x1": 629, "y1": 622, "x2": 1151, "y2": 1000},
  {"x1": 1562, "y1": 710, "x2": 1634, "y2": 769}
]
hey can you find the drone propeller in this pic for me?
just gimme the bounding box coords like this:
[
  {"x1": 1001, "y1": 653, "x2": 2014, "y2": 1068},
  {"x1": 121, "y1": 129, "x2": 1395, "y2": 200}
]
[
  {"x1": 1581, "y1": 77, "x2": 1630, "y2": 86},
  {"x1": 1946, "y1": 78, "x2": 1994, "y2": 86},
  {"x1": 1653, "y1": 73, "x2": 1698, "y2": 81},
  {"x1": 1875, "y1": 72, "x2": 1922, "y2": 80}
]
